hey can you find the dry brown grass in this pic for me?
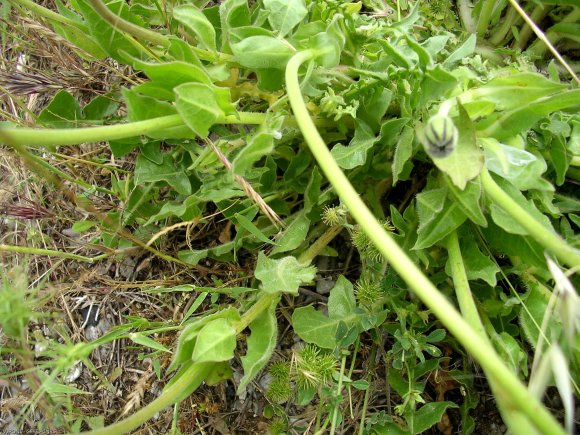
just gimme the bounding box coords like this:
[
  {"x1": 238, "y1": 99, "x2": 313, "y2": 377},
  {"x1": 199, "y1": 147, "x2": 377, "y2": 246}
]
[{"x1": 0, "y1": 4, "x2": 245, "y2": 433}]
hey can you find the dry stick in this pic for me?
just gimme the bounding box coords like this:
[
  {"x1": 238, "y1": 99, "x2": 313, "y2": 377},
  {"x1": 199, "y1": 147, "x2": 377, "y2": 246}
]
[
  {"x1": 508, "y1": 0, "x2": 579, "y2": 83},
  {"x1": 204, "y1": 138, "x2": 284, "y2": 229}
]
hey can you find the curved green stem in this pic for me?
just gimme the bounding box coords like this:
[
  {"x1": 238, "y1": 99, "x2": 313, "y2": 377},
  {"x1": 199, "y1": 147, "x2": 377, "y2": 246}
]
[
  {"x1": 285, "y1": 49, "x2": 565, "y2": 435},
  {"x1": 87, "y1": 0, "x2": 170, "y2": 48},
  {"x1": 10, "y1": 0, "x2": 88, "y2": 31},
  {"x1": 80, "y1": 362, "x2": 213, "y2": 435},
  {"x1": 480, "y1": 168, "x2": 580, "y2": 268}
]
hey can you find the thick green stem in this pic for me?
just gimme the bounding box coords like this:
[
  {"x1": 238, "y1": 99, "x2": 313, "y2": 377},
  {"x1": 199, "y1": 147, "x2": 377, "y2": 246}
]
[
  {"x1": 445, "y1": 232, "x2": 487, "y2": 339},
  {"x1": 0, "y1": 245, "x2": 107, "y2": 263},
  {"x1": 298, "y1": 225, "x2": 343, "y2": 264},
  {"x1": 445, "y1": 231, "x2": 538, "y2": 434},
  {"x1": 81, "y1": 362, "x2": 213, "y2": 435},
  {"x1": 457, "y1": 0, "x2": 476, "y2": 33},
  {"x1": 0, "y1": 113, "x2": 341, "y2": 148},
  {"x1": 489, "y1": 6, "x2": 519, "y2": 46},
  {"x1": 517, "y1": 4, "x2": 551, "y2": 49},
  {"x1": 480, "y1": 168, "x2": 580, "y2": 268},
  {"x1": 0, "y1": 115, "x2": 183, "y2": 146},
  {"x1": 285, "y1": 49, "x2": 565, "y2": 435},
  {"x1": 476, "y1": 0, "x2": 499, "y2": 37}
]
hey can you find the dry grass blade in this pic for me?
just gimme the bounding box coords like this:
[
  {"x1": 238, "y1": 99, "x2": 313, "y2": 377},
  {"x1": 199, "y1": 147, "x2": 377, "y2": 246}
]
[
  {"x1": 0, "y1": 70, "x2": 65, "y2": 95},
  {"x1": 204, "y1": 137, "x2": 284, "y2": 229},
  {"x1": 120, "y1": 365, "x2": 154, "y2": 419}
]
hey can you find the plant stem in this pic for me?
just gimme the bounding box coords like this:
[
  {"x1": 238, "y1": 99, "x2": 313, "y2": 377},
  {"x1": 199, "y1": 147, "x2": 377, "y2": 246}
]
[
  {"x1": 234, "y1": 292, "x2": 280, "y2": 334},
  {"x1": 87, "y1": 0, "x2": 170, "y2": 48},
  {"x1": 81, "y1": 362, "x2": 214, "y2": 435},
  {"x1": 445, "y1": 231, "x2": 487, "y2": 339},
  {"x1": 285, "y1": 49, "x2": 565, "y2": 435},
  {"x1": 0, "y1": 114, "x2": 183, "y2": 146},
  {"x1": 0, "y1": 245, "x2": 108, "y2": 263},
  {"x1": 456, "y1": 0, "x2": 476, "y2": 33},
  {"x1": 10, "y1": 0, "x2": 88, "y2": 32},
  {"x1": 489, "y1": 6, "x2": 519, "y2": 46},
  {"x1": 476, "y1": 0, "x2": 499, "y2": 37},
  {"x1": 298, "y1": 225, "x2": 343, "y2": 264},
  {"x1": 517, "y1": 4, "x2": 551, "y2": 50},
  {"x1": 480, "y1": 168, "x2": 580, "y2": 268},
  {"x1": 445, "y1": 231, "x2": 538, "y2": 434},
  {"x1": 329, "y1": 354, "x2": 347, "y2": 435},
  {"x1": 0, "y1": 113, "x2": 342, "y2": 148}
]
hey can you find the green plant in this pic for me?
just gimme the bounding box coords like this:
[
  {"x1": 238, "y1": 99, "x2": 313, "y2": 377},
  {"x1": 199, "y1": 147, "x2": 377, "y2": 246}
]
[{"x1": 1, "y1": 0, "x2": 579, "y2": 433}]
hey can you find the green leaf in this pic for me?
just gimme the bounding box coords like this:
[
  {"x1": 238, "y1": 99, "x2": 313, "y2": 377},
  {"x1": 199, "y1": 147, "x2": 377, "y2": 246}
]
[
  {"x1": 519, "y1": 279, "x2": 560, "y2": 349},
  {"x1": 327, "y1": 276, "x2": 356, "y2": 319},
  {"x1": 473, "y1": 72, "x2": 567, "y2": 112},
  {"x1": 192, "y1": 318, "x2": 236, "y2": 363},
  {"x1": 292, "y1": 276, "x2": 361, "y2": 350},
  {"x1": 431, "y1": 103, "x2": 484, "y2": 190},
  {"x1": 489, "y1": 176, "x2": 555, "y2": 236},
  {"x1": 122, "y1": 88, "x2": 193, "y2": 139},
  {"x1": 484, "y1": 139, "x2": 553, "y2": 191},
  {"x1": 235, "y1": 213, "x2": 277, "y2": 245},
  {"x1": 51, "y1": 18, "x2": 107, "y2": 59},
  {"x1": 38, "y1": 91, "x2": 82, "y2": 128},
  {"x1": 392, "y1": 125, "x2": 415, "y2": 185},
  {"x1": 144, "y1": 196, "x2": 201, "y2": 225},
  {"x1": 83, "y1": 95, "x2": 118, "y2": 120},
  {"x1": 310, "y1": 32, "x2": 341, "y2": 68},
  {"x1": 414, "y1": 188, "x2": 468, "y2": 250},
  {"x1": 410, "y1": 402, "x2": 458, "y2": 434},
  {"x1": 173, "y1": 5, "x2": 217, "y2": 52},
  {"x1": 443, "y1": 34, "x2": 476, "y2": 68},
  {"x1": 175, "y1": 83, "x2": 224, "y2": 138},
  {"x1": 292, "y1": 306, "x2": 338, "y2": 349},
  {"x1": 169, "y1": 307, "x2": 240, "y2": 372},
  {"x1": 481, "y1": 221, "x2": 547, "y2": 274},
  {"x1": 271, "y1": 212, "x2": 310, "y2": 255},
  {"x1": 231, "y1": 36, "x2": 295, "y2": 69},
  {"x1": 71, "y1": 220, "x2": 97, "y2": 233},
  {"x1": 263, "y1": 0, "x2": 307, "y2": 38},
  {"x1": 492, "y1": 331, "x2": 528, "y2": 376},
  {"x1": 232, "y1": 131, "x2": 274, "y2": 176},
  {"x1": 238, "y1": 294, "x2": 280, "y2": 393},
  {"x1": 219, "y1": 0, "x2": 250, "y2": 30},
  {"x1": 483, "y1": 89, "x2": 580, "y2": 141},
  {"x1": 134, "y1": 153, "x2": 192, "y2": 195},
  {"x1": 331, "y1": 120, "x2": 377, "y2": 169},
  {"x1": 254, "y1": 252, "x2": 316, "y2": 295},
  {"x1": 446, "y1": 178, "x2": 487, "y2": 226},
  {"x1": 129, "y1": 333, "x2": 171, "y2": 353},
  {"x1": 73, "y1": 0, "x2": 142, "y2": 62},
  {"x1": 131, "y1": 60, "x2": 212, "y2": 91},
  {"x1": 304, "y1": 167, "x2": 321, "y2": 215}
]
